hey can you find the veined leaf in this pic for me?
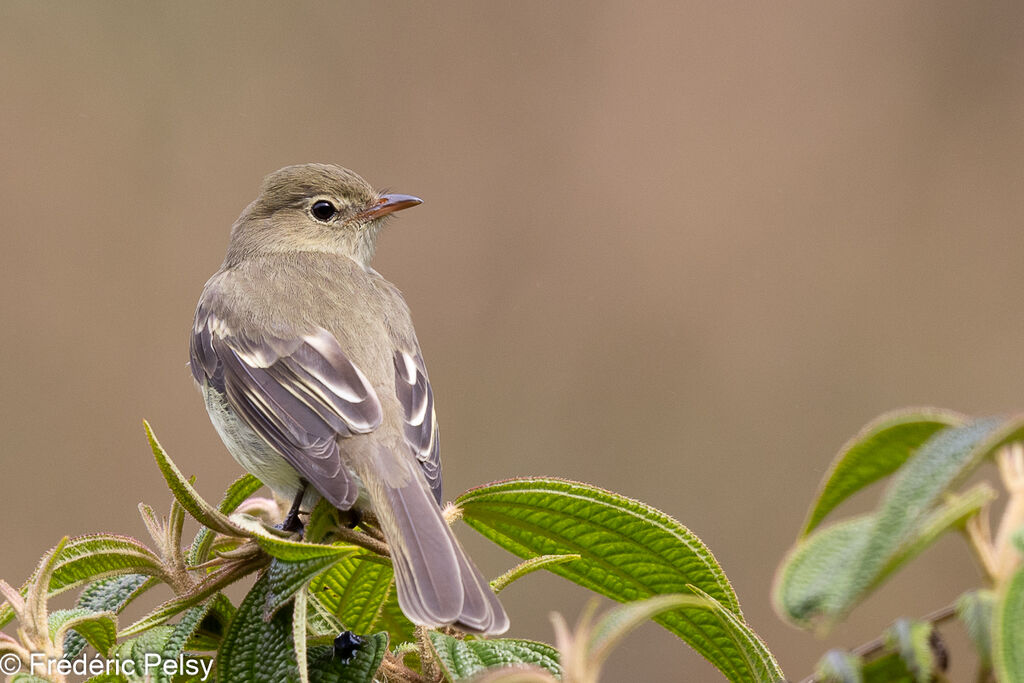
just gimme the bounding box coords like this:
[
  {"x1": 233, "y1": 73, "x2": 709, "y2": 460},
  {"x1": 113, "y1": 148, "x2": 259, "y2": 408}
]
[
  {"x1": 1, "y1": 536, "x2": 166, "y2": 631},
  {"x1": 111, "y1": 621, "x2": 213, "y2": 683},
  {"x1": 188, "y1": 474, "x2": 264, "y2": 566},
  {"x1": 48, "y1": 608, "x2": 117, "y2": 656},
  {"x1": 774, "y1": 515, "x2": 871, "y2": 629},
  {"x1": 306, "y1": 631, "x2": 388, "y2": 683},
  {"x1": 265, "y1": 555, "x2": 352, "y2": 621},
  {"x1": 305, "y1": 498, "x2": 340, "y2": 545},
  {"x1": 776, "y1": 415, "x2": 1019, "y2": 630},
  {"x1": 957, "y1": 589, "x2": 995, "y2": 668},
  {"x1": 774, "y1": 484, "x2": 991, "y2": 629},
  {"x1": 375, "y1": 585, "x2": 417, "y2": 647},
  {"x1": 684, "y1": 587, "x2": 784, "y2": 681},
  {"x1": 883, "y1": 619, "x2": 941, "y2": 681},
  {"x1": 815, "y1": 650, "x2": 864, "y2": 683},
  {"x1": 152, "y1": 601, "x2": 216, "y2": 683},
  {"x1": 585, "y1": 594, "x2": 710, "y2": 668},
  {"x1": 220, "y1": 575, "x2": 387, "y2": 682},
  {"x1": 309, "y1": 552, "x2": 393, "y2": 634},
  {"x1": 48, "y1": 535, "x2": 166, "y2": 594},
  {"x1": 218, "y1": 572, "x2": 300, "y2": 682},
  {"x1": 293, "y1": 589, "x2": 310, "y2": 683},
  {"x1": 877, "y1": 483, "x2": 994, "y2": 580},
  {"x1": 120, "y1": 558, "x2": 264, "y2": 638},
  {"x1": 427, "y1": 632, "x2": 561, "y2": 681},
  {"x1": 186, "y1": 592, "x2": 235, "y2": 651},
  {"x1": 144, "y1": 420, "x2": 247, "y2": 537},
  {"x1": 64, "y1": 574, "x2": 152, "y2": 658},
  {"x1": 802, "y1": 409, "x2": 964, "y2": 535},
  {"x1": 491, "y1": 554, "x2": 581, "y2": 594},
  {"x1": 228, "y1": 515, "x2": 357, "y2": 563},
  {"x1": 860, "y1": 653, "x2": 915, "y2": 683},
  {"x1": 994, "y1": 562, "x2": 1024, "y2": 682},
  {"x1": 849, "y1": 416, "x2": 1022, "y2": 598},
  {"x1": 460, "y1": 666, "x2": 557, "y2": 682},
  {"x1": 458, "y1": 478, "x2": 754, "y2": 681}
]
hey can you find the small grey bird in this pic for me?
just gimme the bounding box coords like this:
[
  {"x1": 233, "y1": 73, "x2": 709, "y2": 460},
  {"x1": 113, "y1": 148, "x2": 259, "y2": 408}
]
[{"x1": 189, "y1": 163, "x2": 508, "y2": 634}]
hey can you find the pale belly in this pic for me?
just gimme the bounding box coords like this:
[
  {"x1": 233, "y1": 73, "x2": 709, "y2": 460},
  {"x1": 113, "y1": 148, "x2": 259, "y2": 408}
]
[{"x1": 201, "y1": 383, "x2": 366, "y2": 510}]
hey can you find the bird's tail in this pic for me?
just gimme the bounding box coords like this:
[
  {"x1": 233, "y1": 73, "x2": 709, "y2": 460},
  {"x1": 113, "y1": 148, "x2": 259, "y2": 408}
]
[{"x1": 356, "y1": 446, "x2": 509, "y2": 635}]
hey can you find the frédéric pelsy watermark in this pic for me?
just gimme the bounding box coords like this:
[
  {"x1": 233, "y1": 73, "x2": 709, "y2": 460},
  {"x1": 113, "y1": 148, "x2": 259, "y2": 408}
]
[{"x1": 0, "y1": 650, "x2": 213, "y2": 679}]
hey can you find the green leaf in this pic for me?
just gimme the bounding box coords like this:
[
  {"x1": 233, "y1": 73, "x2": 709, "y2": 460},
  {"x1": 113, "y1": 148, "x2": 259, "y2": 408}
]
[
  {"x1": 188, "y1": 474, "x2": 265, "y2": 566},
  {"x1": 375, "y1": 586, "x2": 417, "y2": 646},
  {"x1": 306, "y1": 631, "x2": 388, "y2": 683},
  {"x1": 774, "y1": 515, "x2": 872, "y2": 629},
  {"x1": 293, "y1": 589, "x2": 310, "y2": 683},
  {"x1": 144, "y1": 420, "x2": 247, "y2": 537},
  {"x1": 305, "y1": 498, "x2": 341, "y2": 545},
  {"x1": 883, "y1": 619, "x2": 939, "y2": 682},
  {"x1": 47, "y1": 535, "x2": 165, "y2": 596},
  {"x1": 265, "y1": 555, "x2": 352, "y2": 621},
  {"x1": 306, "y1": 594, "x2": 345, "y2": 639},
  {"x1": 802, "y1": 408, "x2": 964, "y2": 535},
  {"x1": 83, "y1": 674, "x2": 129, "y2": 683},
  {"x1": 152, "y1": 601, "x2": 216, "y2": 683},
  {"x1": 309, "y1": 553, "x2": 393, "y2": 633},
  {"x1": 64, "y1": 574, "x2": 152, "y2": 658},
  {"x1": 815, "y1": 649, "x2": 864, "y2": 683},
  {"x1": 881, "y1": 483, "x2": 995, "y2": 578},
  {"x1": 0, "y1": 536, "x2": 167, "y2": 632},
  {"x1": 775, "y1": 419, "x2": 1010, "y2": 630},
  {"x1": 684, "y1": 587, "x2": 785, "y2": 681},
  {"x1": 428, "y1": 632, "x2": 561, "y2": 681},
  {"x1": 994, "y1": 561, "x2": 1024, "y2": 682},
  {"x1": 861, "y1": 652, "x2": 915, "y2": 683},
  {"x1": 491, "y1": 554, "x2": 581, "y2": 594},
  {"x1": 228, "y1": 515, "x2": 357, "y2": 563},
  {"x1": 112, "y1": 622, "x2": 215, "y2": 682},
  {"x1": 849, "y1": 416, "x2": 1019, "y2": 597},
  {"x1": 957, "y1": 589, "x2": 995, "y2": 667},
  {"x1": 218, "y1": 572, "x2": 301, "y2": 682},
  {"x1": 186, "y1": 592, "x2": 235, "y2": 651},
  {"x1": 49, "y1": 608, "x2": 117, "y2": 656},
  {"x1": 458, "y1": 478, "x2": 754, "y2": 681},
  {"x1": 121, "y1": 558, "x2": 264, "y2": 637},
  {"x1": 774, "y1": 484, "x2": 990, "y2": 629},
  {"x1": 586, "y1": 594, "x2": 709, "y2": 667},
  {"x1": 463, "y1": 667, "x2": 558, "y2": 682}
]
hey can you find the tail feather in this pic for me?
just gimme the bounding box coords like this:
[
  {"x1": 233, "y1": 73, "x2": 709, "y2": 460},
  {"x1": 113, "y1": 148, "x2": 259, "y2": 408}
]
[{"x1": 362, "y1": 447, "x2": 509, "y2": 634}]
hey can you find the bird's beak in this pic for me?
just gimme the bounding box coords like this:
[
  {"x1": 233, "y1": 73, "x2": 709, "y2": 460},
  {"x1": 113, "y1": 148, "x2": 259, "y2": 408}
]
[{"x1": 355, "y1": 193, "x2": 423, "y2": 222}]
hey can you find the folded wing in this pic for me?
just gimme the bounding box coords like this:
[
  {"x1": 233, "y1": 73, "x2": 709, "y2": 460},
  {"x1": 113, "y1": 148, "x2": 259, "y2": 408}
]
[
  {"x1": 393, "y1": 349, "x2": 442, "y2": 503},
  {"x1": 190, "y1": 297, "x2": 382, "y2": 509}
]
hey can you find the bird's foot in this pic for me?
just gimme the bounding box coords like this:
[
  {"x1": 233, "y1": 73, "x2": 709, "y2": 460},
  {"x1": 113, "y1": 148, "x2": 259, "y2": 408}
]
[
  {"x1": 276, "y1": 481, "x2": 308, "y2": 535},
  {"x1": 275, "y1": 512, "x2": 305, "y2": 535}
]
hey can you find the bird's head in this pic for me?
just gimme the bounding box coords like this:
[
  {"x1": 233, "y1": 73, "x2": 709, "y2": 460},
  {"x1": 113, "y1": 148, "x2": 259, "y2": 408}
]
[{"x1": 225, "y1": 163, "x2": 421, "y2": 268}]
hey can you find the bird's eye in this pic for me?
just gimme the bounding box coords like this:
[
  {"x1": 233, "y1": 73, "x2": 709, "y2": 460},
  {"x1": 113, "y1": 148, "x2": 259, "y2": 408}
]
[{"x1": 311, "y1": 200, "x2": 338, "y2": 222}]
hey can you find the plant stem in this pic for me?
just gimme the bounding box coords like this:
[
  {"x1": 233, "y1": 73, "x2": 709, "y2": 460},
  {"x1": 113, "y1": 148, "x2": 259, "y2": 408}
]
[
  {"x1": 796, "y1": 602, "x2": 958, "y2": 683},
  {"x1": 332, "y1": 525, "x2": 391, "y2": 557}
]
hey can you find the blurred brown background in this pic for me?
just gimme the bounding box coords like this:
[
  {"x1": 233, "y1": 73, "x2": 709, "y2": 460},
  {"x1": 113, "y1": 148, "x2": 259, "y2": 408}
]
[{"x1": 2, "y1": 2, "x2": 1023, "y2": 679}]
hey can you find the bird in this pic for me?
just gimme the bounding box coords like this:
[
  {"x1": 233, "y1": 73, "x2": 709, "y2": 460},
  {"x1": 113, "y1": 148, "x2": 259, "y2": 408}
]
[{"x1": 189, "y1": 163, "x2": 509, "y2": 635}]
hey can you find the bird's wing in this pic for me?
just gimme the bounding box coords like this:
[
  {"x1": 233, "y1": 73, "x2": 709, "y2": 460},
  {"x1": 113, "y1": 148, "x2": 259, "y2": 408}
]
[
  {"x1": 190, "y1": 297, "x2": 382, "y2": 509},
  {"x1": 393, "y1": 349, "x2": 442, "y2": 503}
]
